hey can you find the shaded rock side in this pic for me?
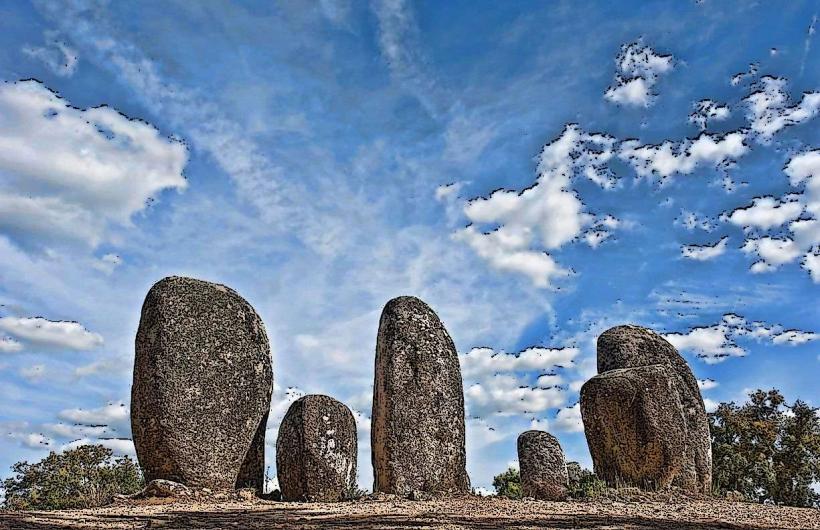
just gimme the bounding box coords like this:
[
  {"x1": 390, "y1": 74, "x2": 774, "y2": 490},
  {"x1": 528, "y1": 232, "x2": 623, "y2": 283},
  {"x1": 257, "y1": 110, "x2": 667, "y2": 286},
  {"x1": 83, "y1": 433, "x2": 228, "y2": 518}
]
[
  {"x1": 517, "y1": 430, "x2": 568, "y2": 500},
  {"x1": 276, "y1": 395, "x2": 357, "y2": 502},
  {"x1": 371, "y1": 296, "x2": 470, "y2": 494},
  {"x1": 580, "y1": 365, "x2": 688, "y2": 491},
  {"x1": 131, "y1": 276, "x2": 273, "y2": 491},
  {"x1": 597, "y1": 325, "x2": 711, "y2": 493}
]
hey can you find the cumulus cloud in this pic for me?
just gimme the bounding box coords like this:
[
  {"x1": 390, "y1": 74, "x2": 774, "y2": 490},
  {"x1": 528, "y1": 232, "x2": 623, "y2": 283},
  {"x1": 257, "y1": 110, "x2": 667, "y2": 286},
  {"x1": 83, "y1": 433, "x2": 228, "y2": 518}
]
[
  {"x1": 456, "y1": 124, "x2": 619, "y2": 287},
  {"x1": 0, "y1": 317, "x2": 103, "y2": 351},
  {"x1": 744, "y1": 76, "x2": 820, "y2": 142},
  {"x1": 465, "y1": 375, "x2": 566, "y2": 416},
  {"x1": 0, "y1": 80, "x2": 188, "y2": 250},
  {"x1": 619, "y1": 132, "x2": 748, "y2": 185},
  {"x1": 57, "y1": 402, "x2": 130, "y2": 433},
  {"x1": 689, "y1": 99, "x2": 730, "y2": 130},
  {"x1": 697, "y1": 378, "x2": 719, "y2": 390},
  {"x1": 553, "y1": 403, "x2": 583, "y2": 433},
  {"x1": 22, "y1": 31, "x2": 79, "y2": 77},
  {"x1": 727, "y1": 196, "x2": 803, "y2": 231},
  {"x1": 681, "y1": 237, "x2": 729, "y2": 261},
  {"x1": 664, "y1": 313, "x2": 817, "y2": 363},
  {"x1": 0, "y1": 336, "x2": 23, "y2": 353},
  {"x1": 604, "y1": 42, "x2": 673, "y2": 107},
  {"x1": 459, "y1": 346, "x2": 579, "y2": 380}
]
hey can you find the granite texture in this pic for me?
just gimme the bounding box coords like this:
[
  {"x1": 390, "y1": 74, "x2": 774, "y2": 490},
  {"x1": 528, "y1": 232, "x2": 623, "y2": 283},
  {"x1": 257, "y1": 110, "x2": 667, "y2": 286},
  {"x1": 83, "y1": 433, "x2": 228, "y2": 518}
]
[
  {"x1": 517, "y1": 430, "x2": 568, "y2": 500},
  {"x1": 371, "y1": 296, "x2": 470, "y2": 494},
  {"x1": 276, "y1": 395, "x2": 357, "y2": 502},
  {"x1": 131, "y1": 276, "x2": 272, "y2": 491}
]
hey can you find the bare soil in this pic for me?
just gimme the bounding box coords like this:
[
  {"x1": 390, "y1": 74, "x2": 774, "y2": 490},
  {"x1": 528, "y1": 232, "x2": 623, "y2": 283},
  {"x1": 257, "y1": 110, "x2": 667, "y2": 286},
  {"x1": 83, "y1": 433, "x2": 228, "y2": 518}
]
[{"x1": 1, "y1": 496, "x2": 818, "y2": 530}]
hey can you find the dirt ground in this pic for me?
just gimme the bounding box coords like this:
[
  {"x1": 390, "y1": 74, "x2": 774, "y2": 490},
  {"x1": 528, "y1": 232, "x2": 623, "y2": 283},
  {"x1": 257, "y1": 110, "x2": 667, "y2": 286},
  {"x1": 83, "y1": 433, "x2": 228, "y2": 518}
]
[{"x1": 1, "y1": 496, "x2": 818, "y2": 530}]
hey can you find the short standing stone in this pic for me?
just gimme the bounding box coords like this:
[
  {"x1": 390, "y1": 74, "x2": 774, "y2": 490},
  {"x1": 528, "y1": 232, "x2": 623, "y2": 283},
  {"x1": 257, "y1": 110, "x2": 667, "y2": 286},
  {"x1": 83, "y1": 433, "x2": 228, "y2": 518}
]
[
  {"x1": 517, "y1": 430, "x2": 568, "y2": 500},
  {"x1": 276, "y1": 395, "x2": 357, "y2": 502},
  {"x1": 131, "y1": 276, "x2": 273, "y2": 491},
  {"x1": 371, "y1": 296, "x2": 470, "y2": 494}
]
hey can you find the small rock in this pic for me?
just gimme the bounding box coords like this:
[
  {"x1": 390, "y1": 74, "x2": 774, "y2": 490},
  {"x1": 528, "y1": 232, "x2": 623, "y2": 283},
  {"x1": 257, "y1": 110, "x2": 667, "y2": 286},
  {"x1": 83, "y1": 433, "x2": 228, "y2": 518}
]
[{"x1": 143, "y1": 479, "x2": 191, "y2": 498}]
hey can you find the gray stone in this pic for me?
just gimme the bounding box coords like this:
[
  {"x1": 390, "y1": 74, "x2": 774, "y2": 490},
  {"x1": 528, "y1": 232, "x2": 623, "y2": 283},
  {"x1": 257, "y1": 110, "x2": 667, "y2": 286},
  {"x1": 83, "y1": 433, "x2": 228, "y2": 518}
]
[
  {"x1": 371, "y1": 296, "x2": 469, "y2": 494},
  {"x1": 581, "y1": 365, "x2": 688, "y2": 490},
  {"x1": 565, "y1": 461, "x2": 582, "y2": 486},
  {"x1": 143, "y1": 479, "x2": 191, "y2": 498},
  {"x1": 517, "y1": 431, "x2": 568, "y2": 500},
  {"x1": 131, "y1": 276, "x2": 273, "y2": 491},
  {"x1": 276, "y1": 395, "x2": 357, "y2": 502},
  {"x1": 592, "y1": 325, "x2": 711, "y2": 493}
]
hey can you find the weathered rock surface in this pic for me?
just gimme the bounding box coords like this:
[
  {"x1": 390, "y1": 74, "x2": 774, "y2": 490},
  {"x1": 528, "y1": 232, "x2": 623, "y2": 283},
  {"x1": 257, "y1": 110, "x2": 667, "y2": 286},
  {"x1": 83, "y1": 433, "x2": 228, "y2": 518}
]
[
  {"x1": 276, "y1": 395, "x2": 357, "y2": 502},
  {"x1": 580, "y1": 325, "x2": 711, "y2": 493},
  {"x1": 371, "y1": 296, "x2": 469, "y2": 494},
  {"x1": 517, "y1": 431, "x2": 568, "y2": 500},
  {"x1": 131, "y1": 276, "x2": 273, "y2": 491}
]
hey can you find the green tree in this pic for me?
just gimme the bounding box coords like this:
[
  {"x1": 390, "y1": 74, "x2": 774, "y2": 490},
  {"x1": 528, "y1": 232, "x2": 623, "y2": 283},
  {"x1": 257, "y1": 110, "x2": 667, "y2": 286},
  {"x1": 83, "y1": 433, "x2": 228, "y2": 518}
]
[
  {"x1": 492, "y1": 467, "x2": 522, "y2": 499},
  {"x1": 1, "y1": 444, "x2": 144, "y2": 510},
  {"x1": 709, "y1": 389, "x2": 819, "y2": 507}
]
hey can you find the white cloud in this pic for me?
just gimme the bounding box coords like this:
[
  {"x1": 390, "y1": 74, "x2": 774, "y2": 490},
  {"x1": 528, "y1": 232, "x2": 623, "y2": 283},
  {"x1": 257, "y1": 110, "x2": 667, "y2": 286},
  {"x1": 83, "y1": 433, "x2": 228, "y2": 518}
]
[
  {"x1": 703, "y1": 398, "x2": 719, "y2": 413},
  {"x1": 460, "y1": 346, "x2": 579, "y2": 380},
  {"x1": 604, "y1": 42, "x2": 673, "y2": 107},
  {"x1": 553, "y1": 403, "x2": 583, "y2": 433},
  {"x1": 744, "y1": 76, "x2": 820, "y2": 142},
  {"x1": 43, "y1": 423, "x2": 111, "y2": 439},
  {"x1": 91, "y1": 253, "x2": 123, "y2": 275},
  {"x1": 73, "y1": 355, "x2": 131, "y2": 377},
  {"x1": 772, "y1": 329, "x2": 818, "y2": 345},
  {"x1": 0, "y1": 336, "x2": 23, "y2": 353},
  {"x1": 456, "y1": 124, "x2": 618, "y2": 287},
  {"x1": 466, "y1": 375, "x2": 566, "y2": 416},
  {"x1": 0, "y1": 317, "x2": 103, "y2": 351},
  {"x1": 19, "y1": 364, "x2": 46, "y2": 382},
  {"x1": 727, "y1": 196, "x2": 803, "y2": 231},
  {"x1": 61, "y1": 437, "x2": 136, "y2": 458},
  {"x1": 22, "y1": 31, "x2": 79, "y2": 77},
  {"x1": 619, "y1": 132, "x2": 748, "y2": 184},
  {"x1": 0, "y1": 80, "x2": 188, "y2": 250},
  {"x1": 434, "y1": 182, "x2": 465, "y2": 202},
  {"x1": 689, "y1": 99, "x2": 730, "y2": 130},
  {"x1": 681, "y1": 237, "x2": 729, "y2": 261},
  {"x1": 697, "y1": 378, "x2": 719, "y2": 390},
  {"x1": 58, "y1": 402, "x2": 130, "y2": 433}
]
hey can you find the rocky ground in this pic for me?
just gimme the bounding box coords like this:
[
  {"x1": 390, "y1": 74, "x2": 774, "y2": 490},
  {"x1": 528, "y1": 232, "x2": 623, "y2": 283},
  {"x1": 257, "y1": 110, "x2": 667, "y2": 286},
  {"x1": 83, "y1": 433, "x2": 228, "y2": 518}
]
[{"x1": 1, "y1": 495, "x2": 818, "y2": 530}]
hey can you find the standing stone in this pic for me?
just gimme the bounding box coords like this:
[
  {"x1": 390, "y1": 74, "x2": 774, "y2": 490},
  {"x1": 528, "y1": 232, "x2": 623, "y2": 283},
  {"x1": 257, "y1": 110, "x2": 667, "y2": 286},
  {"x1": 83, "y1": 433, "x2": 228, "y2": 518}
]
[
  {"x1": 580, "y1": 325, "x2": 711, "y2": 493},
  {"x1": 517, "y1": 431, "x2": 568, "y2": 500},
  {"x1": 276, "y1": 395, "x2": 357, "y2": 502},
  {"x1": 131, "y1": 276, "x2": 273, "y2": 491},
  {"x1": 371, "y1": 296, "x2": 470, "y2": 495}
]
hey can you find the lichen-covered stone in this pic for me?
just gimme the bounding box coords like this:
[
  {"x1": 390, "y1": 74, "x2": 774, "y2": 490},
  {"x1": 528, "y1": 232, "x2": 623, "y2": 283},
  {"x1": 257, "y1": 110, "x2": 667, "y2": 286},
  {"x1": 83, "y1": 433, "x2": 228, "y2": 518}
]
[
  {"x1": 276, "y1": 395, "x2": 357, "y2": 502},
  {"x1": 371, "y1": 296, "x2": 469, "y2": 494},
  {"x1": 517, "y1": 431, "x2": 568, "y2": 500},
  {"x1": 594, "y1": 325, "x2": 711, "y2": 493},
  {"x1": 131, "y1": 276, "x2": 272, "y2": 491}
]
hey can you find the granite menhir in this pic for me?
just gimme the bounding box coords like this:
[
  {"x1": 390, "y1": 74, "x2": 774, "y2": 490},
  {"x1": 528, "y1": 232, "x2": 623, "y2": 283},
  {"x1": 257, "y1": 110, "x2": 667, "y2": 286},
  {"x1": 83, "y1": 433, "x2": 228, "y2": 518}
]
[
  {"x1": 371, "y1": 296, "x2": 469, "y2": 494},
  {"x1": 276, "y1": 395, "x2": 357, "y2": 502},
  {"x1": 580, "y1": 325, "x2": 711, "y2": 493},
  {"x1": 518, "y1": 430, "x2": 568, "y2": 500},
  {"x1": 131, "y1": 276, "x2": 272, "y2": 491}
]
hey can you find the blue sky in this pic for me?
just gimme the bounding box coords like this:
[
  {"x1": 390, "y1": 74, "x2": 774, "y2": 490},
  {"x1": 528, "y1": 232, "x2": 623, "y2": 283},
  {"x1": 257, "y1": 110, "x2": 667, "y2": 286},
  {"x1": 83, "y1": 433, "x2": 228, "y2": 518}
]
[{"x1": 0, "y1": 0, "x2": 818, "y2": 494}]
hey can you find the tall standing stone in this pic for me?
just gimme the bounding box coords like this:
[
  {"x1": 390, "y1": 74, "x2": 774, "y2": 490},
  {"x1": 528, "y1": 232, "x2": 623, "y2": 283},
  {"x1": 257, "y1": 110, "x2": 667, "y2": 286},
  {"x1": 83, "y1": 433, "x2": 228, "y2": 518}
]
[
  {"x1": 131, "y1": 276, "x2": 273, "y2": 491},
  {"x1": 276, "y1": 395, "x2": 357, "y2": 502},
  {"x1": 371, "y1": 296, "x2": 469, "y2": 494},
  {"x1": 518, "y1": 430, "x2": 568, "y2": 500},
  {"x1": 580, "y1": 325, "x2": 711, "y2": 493}
]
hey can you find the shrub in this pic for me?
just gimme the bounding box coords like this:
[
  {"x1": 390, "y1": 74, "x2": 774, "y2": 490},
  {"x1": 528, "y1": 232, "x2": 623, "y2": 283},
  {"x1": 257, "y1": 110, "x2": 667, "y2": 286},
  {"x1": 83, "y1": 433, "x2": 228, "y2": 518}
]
[
  {"x1": 567, "y1": 468, "x2": 607, "y2": 499},
  {"x1": 492, "y1": 467, "x2": 521, "y2": 499},
  {"x1": 1, "y1": 444, "x2": 144, "y2": 510}
]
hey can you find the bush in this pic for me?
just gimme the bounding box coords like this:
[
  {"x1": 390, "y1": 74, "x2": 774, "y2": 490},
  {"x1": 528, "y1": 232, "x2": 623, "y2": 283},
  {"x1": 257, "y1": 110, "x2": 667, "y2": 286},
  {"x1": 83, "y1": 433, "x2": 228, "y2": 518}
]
[
  {"x1": 567, "y1": 468, "x2": 607, "y2": 499},
  {"x1": 710, "y1": 389, "x2": 820, "y2": 507},
  {"x1": 1, "y1": 444, "x2": 144, "y2": 510},
  {"x1": 492, "y1": 467, "x2": 521, "y2": 499}
]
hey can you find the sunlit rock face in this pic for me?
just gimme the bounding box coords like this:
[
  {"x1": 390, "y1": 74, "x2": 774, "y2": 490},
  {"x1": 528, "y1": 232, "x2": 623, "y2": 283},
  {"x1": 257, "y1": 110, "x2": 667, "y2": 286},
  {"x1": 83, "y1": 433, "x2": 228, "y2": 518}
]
[
  {"x1": 131, "y1": 276, "x2": 272, "y2": 491},
  {"x1": 518, "y1": 430, "x2": 568, "y2": 500},
  {"x1": 276, "y1": 395, "x2": 357, "y2": 502},
  {"x1": 581, "y1": 325, "x2": 711, "y2": 493},
  {"x1": 371, "y1": 296, "x2": 470, "y2": 495}
]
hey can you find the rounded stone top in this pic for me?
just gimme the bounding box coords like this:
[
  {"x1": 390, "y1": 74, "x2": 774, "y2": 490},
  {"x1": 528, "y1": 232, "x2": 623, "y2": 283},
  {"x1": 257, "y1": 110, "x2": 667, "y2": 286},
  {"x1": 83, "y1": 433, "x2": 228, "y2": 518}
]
[
  {"x1": 518, "y1": 430, "x2": 560, "y2": 445},
  {"x1": 596, "y1": 324, "x2": 682, "y2": 375},
  {"x1": 381, "y1": 296, "x2": 437, "y2": 319}
]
